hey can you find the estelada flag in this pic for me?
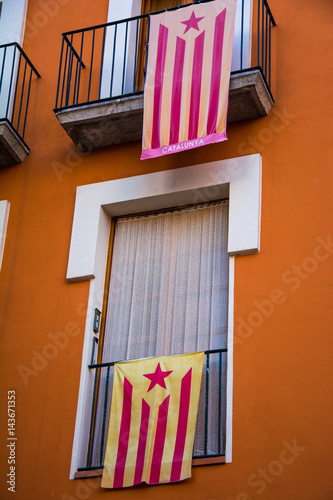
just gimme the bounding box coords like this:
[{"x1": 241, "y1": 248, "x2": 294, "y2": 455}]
[
  {"x1": 101, "y1": 352, "x2": 204, "y2": 488},
  {"x1": 141, "y1": 0, "x2": 237, "y2": 160}
]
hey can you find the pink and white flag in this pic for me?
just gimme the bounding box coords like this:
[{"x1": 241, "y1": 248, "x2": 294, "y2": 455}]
[{"x1": 141, "y1": 0, "x2": 237, "y2": 160}]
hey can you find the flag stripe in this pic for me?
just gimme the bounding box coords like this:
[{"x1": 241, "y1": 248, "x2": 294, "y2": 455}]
[
  {"x1": 151, "y1": 24, "x2": 169, "y2": 149},
  {"x1": 170, "y1": 368, "x2": 192, "y2": 481},
  {"x1": 169, "y1": 36, "x2": 186, "y2": 145},
  {"x1": 207, "y1": 8, "x2": 226, "y2": 134},
  {"x1": 188, "y1": 31, "x2": 205, "y2": 140},
  {"x1": 134, "y1": 398, "x2": 150, "y2": 485},
  {"x1": 113, "y1": 377, "x2": 133, "y2": 488},
  {"x1": 149, "y1": 395, "x2": 170, "y2": 484}
]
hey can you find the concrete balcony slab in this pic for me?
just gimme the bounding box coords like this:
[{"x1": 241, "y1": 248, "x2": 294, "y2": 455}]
[
  {"x1": 228, "y1": 69, "x2": 274, "y2": 122},
  {"x1": 0, "y1": 121, "x2": 29, "y2": 166},
  {"x1": 55, "y1": 68, "x2": 274, "y2": 153},
  {"x1": 55, "y1": 95, "x2": 144, "y2": 153}
]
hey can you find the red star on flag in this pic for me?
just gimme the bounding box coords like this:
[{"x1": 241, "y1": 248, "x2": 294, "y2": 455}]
[
  {"x1": 143, "y1": 363, "x2": 173, "y2": 392},
  {"x1": 181, "y1": 11, "x2": 205, "y2": 34}
]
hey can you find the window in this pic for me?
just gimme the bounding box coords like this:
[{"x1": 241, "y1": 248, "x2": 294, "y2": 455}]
[
  {"x1": 67, "y1": 155, "x2": 262, "y2": 478},
  {"x1": 89, "y1": 201, "x2": 229, "y2": 467},
  {"x1": 135, "y1": 0, "x2": 192, "y2": 90},
  {"x1": 98, "y1": 0, "x2": 254, "y2": 103},
  {"x1": 103, "y1": 0, "x2": 254, "y2": 94}
]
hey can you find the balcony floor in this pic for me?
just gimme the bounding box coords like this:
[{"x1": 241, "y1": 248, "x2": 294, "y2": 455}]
[
  {"x1": 55, "y1": 68, "x2": 274, "y2": 154},
  {"x1": 0, "y1": 121, "x2": 29, "y2": 166}
]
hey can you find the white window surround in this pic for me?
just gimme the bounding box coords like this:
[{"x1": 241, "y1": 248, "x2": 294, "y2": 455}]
[
  {"x1": 0, "y1": 0, "x2": 28, "y2": 45},
  {"x1": 0, "y1": 200, "x2": 10, "y2": 270},
  {"x1": 68, "y1": 153, "x2": 261, "y2": 479}
]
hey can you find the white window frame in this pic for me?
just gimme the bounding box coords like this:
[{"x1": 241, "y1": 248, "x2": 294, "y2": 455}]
[
  {"x1": 0, "y1": 200, "x2": 10, "y2": 270},
  {"x1": 0, "y1": 0, "x2": 28, "y2": 45},
  {"x1": 68, "y1": 153, "x2": 262, "y2": 479}
]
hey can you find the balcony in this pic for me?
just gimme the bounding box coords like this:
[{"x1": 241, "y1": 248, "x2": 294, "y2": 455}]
[
  {"x1": 54, "y1": 0, "x2": 275, "y2": 154},
  {"x1": 75, "y1": 348, "x2": 227, "y2": 478},
  {"x1": 0, "y1": 43, "x2": 40, "y2": 166}
]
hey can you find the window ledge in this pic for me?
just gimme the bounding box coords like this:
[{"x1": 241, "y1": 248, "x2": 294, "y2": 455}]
[
  {"x1": 0, "y1": 121, "x2": 29, "y2": 166},
  {"x1": 74, "y1": 456, "x2": 226, "y2": 479},
  {"x1": 54, "y1": 68, "x2": 273, "y2": 153}
]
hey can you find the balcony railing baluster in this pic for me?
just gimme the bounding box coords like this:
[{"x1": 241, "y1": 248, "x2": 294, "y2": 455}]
[
  {"x1": 16, "y1": 58, "x2": 27, "y2": 131},
  {"x1": 133, "y1": 18, "x2": 140, "y2": 91},
  {"x1": 240, "y1": 0, "x2": 244, "y2": 70},
  {"x1": 268, "y1": 12, "x2": 272, "y2": 88},
  {"x1": 261, "y1": 0, "x2": 264, "y2": 70},
  {"x1": 87, "y1": 29, "x2": 95, "y2": 102},
  {"x1": 11, "y1": 51, "x2": 23, "y2": 124},
  {"x1": 6, "y1": 47, "x2": 17, "y2": 119},
  {"x1": 86, "y1": 365, "x2": 99, "y2": 468},
  {"x1": 73, "y1": 57, "x2": 79, "y2": 107},
  {"x1": 59, "y1": 42, "x2": 68, "y2": 109},
  {"x1": 204, "y1": 352, "x2": 210, "y2": 456},
  {"x1": 98, "y1": 27, "x2": 106, "y2": 100},
  {"x1": 218, "y1": 350, "x2": 222, "y2": 453},
  {"x1": 65, "y1": 35, "x2": 74, "y2": 107},
  {"x1": 110, "y1": 23, "x2": 118, "y2": 98},
  {"x1": 121, "y1": 22, "x2": 129, "y2": 96},
  {"x1": 100, "y1": 365, "x2": 110, "y2": 466},
  {"x1": 0, "y1": 45, "x2": 7, "y2": 95},
  {"x1": 22, "y1": 67, "x2": 33, "y2": 139}
]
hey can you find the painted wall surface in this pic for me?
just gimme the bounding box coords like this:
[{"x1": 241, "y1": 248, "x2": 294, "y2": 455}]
[{"x1": 0, "y1": 0, "x2": 332, "y2": 499}]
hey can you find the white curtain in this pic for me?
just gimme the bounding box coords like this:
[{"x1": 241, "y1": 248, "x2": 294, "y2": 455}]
[
  {"x1": 92, "y1": 201, "x2": 229, "y2": 464},
  {"x1": 103, "y1": 201, "x2": 229, "y2": 360}
]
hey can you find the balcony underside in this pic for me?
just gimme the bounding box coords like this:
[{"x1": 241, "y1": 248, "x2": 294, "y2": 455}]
[
  {"x1": 0, "y1": 120, "x2": 29, "y2": 166},
  {"x1": 55, "y1": 68, "x2": 274, "y2": 154}
]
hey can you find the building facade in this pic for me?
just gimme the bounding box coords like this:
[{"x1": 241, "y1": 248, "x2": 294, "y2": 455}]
[{"x1": 0, "y1": 0, "x2": 332, "y2": 498}]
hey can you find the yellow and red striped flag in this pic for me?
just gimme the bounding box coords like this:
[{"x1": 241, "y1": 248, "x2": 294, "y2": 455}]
[
  {"x1": 141, "y1": 0, "x2": 237, "y2": 160},
  {"x1": 101, "y1": 352, "x2": 204, "y2": 488}
]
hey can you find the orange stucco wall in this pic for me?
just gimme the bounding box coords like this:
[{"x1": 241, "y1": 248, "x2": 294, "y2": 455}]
[{"x1": 0, "y1": 0, "x2": 332, "y2": 499}]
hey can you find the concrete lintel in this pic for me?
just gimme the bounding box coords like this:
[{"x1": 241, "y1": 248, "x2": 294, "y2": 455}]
[
  {"x1": 0, "y1": 121, "x2": 29, "y2": 166},
  {"x1": 55, "y1": 68, "x2": 274, "y2": 152}
]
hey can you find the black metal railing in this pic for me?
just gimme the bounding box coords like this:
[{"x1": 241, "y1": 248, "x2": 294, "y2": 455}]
[
  {"x1": 0, "y1": 43, "x2": 40, "y2": 143},
  {"x1": 80, "y1": 348, "x2": 228, "y2": 471},
  {"x1": 231, "y1": 0, "x2": 276, "y2": 99},
  {"x1": 255, "y1": 0, "x2": 276, "y2": 90},
  {"x1": 54, "y1": 0, "x2": 275, "y2": 113}
]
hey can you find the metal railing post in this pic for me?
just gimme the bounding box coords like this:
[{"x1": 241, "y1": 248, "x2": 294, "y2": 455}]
[
  {"x1": 55, "y1": 36, "x2": 65, "y2": 109},
  {"x1": 22, "y1": 67, "x2": 33, "y2": 140},
  {"x1": 240, "y1": 0, "x2": 245, "y2": 70},
  {"x1": 86, "y1": 367, "x2": 100, "y2": 468}
]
